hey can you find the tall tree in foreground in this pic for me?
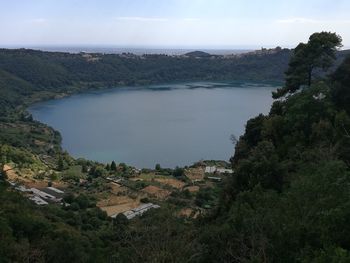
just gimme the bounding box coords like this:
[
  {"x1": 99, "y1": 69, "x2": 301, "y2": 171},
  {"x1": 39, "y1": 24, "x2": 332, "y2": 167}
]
[{"x1": 273, "y1": 32, "x2": 342, "y2": 98}]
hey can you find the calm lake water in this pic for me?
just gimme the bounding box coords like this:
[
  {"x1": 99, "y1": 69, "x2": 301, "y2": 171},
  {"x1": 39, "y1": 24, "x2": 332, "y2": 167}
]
[{"x1": 29, "y1": 82, "x2": 277, "y2": 168}]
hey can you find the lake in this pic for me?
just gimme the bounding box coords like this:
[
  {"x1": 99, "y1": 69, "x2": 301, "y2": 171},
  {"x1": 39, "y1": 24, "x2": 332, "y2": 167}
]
[{"x1": 29, "y1": 82, "x2": 277, "y2": 168}]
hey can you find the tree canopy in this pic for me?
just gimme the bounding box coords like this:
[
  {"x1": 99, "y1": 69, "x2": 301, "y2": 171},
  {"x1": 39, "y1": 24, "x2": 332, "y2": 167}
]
[{"x1": 273, "y1": 32, "x2": 342, "y2": 98}]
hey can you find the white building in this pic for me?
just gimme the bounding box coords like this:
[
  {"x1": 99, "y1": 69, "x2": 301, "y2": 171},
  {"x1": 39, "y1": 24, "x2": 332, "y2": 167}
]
[{"x1": 205, "y1": 166, "x2": 233, "y2": 174}]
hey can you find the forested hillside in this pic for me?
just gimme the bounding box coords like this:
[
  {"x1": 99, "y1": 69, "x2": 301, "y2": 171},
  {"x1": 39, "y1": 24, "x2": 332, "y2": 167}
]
[
  {"x1": 0, "y1": 47, "x2": 292, "y2": 114},
  {"x1": 1, "y1": 32, "x2": 350, "y2": 262},
  {"x1": 199, "y1": 32, "x2": 350, "y2": 262}
]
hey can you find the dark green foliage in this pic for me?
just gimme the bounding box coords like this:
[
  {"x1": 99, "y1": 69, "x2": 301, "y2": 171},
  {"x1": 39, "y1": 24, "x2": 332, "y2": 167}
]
[
  {"x1": 81, "y1": 163, "x2": 88, "y2": 173},
  {"x1": 88, "y1": 165, "x2": 106, "y2": 178},
  {"x1": 331, "y1": 56, "x2": 350, "y2": 114},
  {"x1": 195, "y1": 187, "x2": 220, "y2": 208},
  {"x1": 110, "y1": 160, "x2": 117, "y2": 171},
  {"x1": 57, "y1": 155, "x2": 64, "y2": 171},
  {"x1": 173, "y1": 166, "x2": 185, "y2": 177},
  {"x1": 118, "y1": 163, "x2": 127, "y2": 173},
  {"x1": 201, "y1": 54, "x2": 350, "y2": 262},
  {"x1": 0, "y1": 184, "x2": 110, "y2": 262},
  {"x1": 0, "y1": 182, "x2": 197, "y2": 262},
  {"x1": 273, "y1": 32, "x2": 342, "y2": 98}
]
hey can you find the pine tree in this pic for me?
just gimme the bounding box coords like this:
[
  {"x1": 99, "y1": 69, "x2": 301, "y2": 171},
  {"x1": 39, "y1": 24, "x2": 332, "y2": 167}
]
[
  {"x1": 273, "y1": 32, "x2": 342, "y2": 98},
  {"x1": 111, "y1": 161, "x2": 117, "y2": 171}
]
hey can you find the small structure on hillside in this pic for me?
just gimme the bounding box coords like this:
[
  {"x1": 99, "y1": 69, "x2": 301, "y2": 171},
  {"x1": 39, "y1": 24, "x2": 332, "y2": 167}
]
[
  {"x1": 39, "y1": 187, "x2": 65, "y2": 201},
  {"x1": 6, "y1": 177, "x2": 65, "y2": 206},
  {"x1": 205, "y1": 166, "x2": 233, "y2": 174},
  {"x1": 30, "y1": 188, "x2": 57, "y2": 202},
  {"x1": 106, "y1": 176, "x2": 123, "y2": 184},
  {"x1": 208, "y1": 176, "x2": 222, "y2": 182},
  {"x1": 30, "y1": 187, "x2": 65, "y2": 203},
  {"x1": 111, "y1": 203, "x2": 160, "y2": 220},
  {"x1": 29, "y1": 196, "x2": 49, "y2": 205}
]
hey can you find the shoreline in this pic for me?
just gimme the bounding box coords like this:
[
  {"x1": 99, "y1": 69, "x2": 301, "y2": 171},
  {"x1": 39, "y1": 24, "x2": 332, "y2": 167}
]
[{"x1": 26, "y1": 81, "x2": 278, "y2": 169}]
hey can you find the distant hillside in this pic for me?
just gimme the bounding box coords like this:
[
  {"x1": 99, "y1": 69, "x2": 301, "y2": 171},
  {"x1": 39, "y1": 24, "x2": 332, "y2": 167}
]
[
  {"x1": 184, "y1": 51, "x2": 212, "y2": 57},
  {"x1": 0, "y1": 47, "x2": 292, "y2": 110},
  {"x1": 0, "y1": 47, "x2": 348, "y2": 115}
]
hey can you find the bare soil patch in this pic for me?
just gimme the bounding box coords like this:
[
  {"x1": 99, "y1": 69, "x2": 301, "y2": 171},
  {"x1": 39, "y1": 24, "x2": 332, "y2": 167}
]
[
  {"x1": 97, "y1": 195, "x2": 140, "y2": 216},
  {"x1": 142, "y1": 185, "x2": 171, "y2": 199},
  {"x1": 109, "y1": 182, "x2": 128, "y2": 194},
  {"x1": 155, "y1": 178, "x2": 185, "y2": 189},
  {"x1": 184, "y1": 185, "x2": 200, "y2": 193},
  {"x1": 185, "y1": 167, "x2": 205, "y2": 181}
]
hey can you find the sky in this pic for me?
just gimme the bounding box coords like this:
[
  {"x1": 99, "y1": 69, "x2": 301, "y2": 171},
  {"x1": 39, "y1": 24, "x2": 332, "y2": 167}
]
[{"x1": 0, "y1": 0, "x2": 349, "y2": 49}]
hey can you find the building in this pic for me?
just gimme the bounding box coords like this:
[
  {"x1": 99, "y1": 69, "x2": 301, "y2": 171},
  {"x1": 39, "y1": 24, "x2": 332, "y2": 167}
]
[
  {"x1": 39, "y1": 187, "x2": 65, "y2": 201},
  {"x1": 112, "y1": 203, "x2": 160, "y2": 220},
  {"x1": 8, "y1": 180, "x2": 65, "y2": 206},
  {"x1": 29, "y1": 196, "x2": 49, "y2": 205},
  {"x1": 30, "y1": 187, "x2": 64, "y2": 203},
  {"x1": 208, "y1": 176, "x2": 222, "y2": 182},
  {"x1": 15, "y1": 185, "x2": 30, "y2": 192},
  {"x1": 205, "y1": 166, "x2": 233, "y2": 174},
  {"x1": 216, "y1": 168, "x2": 233, "y2": 174},
  {"x1": 205, "y1": 166, "x2": 216, "y2": 173}
]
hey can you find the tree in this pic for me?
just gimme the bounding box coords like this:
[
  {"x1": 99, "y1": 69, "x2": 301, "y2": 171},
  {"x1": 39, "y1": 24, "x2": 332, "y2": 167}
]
[
  {"x1": 81, "y1": 164, "x2": 88, "y2": 173},
  {"x1": 119, "y1": 163, "x2": 127, "y2": 173},
  {"x1": 173, "y1": 167, "x2": 184, "y2": 177},
  {"x1": 273, "y1": 32, "x2": 342, "y2": 98},
  {"x1": 155, "y1": 163, "x2": 161, "y2": 171},
  {"x1": 89, "y1": 166, "x2": 106, "y2": 178},
  {"x1": 331, "y1": 56, "x2": 350, "y2": 114},
  {"x1": 57, "y1": 155, "x2": 64, "y2": 171},
  {"x1": 110, "y1": 161, "x2": 117, "y2": 171}
]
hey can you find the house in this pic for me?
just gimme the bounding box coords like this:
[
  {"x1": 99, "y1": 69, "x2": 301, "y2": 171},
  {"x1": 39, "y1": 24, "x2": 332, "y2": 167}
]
[{"x1": 205, "y1": 166, "x2": 216, "y2": 173}]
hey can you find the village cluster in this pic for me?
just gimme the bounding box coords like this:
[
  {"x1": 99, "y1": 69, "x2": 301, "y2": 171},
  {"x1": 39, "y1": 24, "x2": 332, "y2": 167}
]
[{"x1": 5, "y1": 163, "x2": 233, "y2": 220}]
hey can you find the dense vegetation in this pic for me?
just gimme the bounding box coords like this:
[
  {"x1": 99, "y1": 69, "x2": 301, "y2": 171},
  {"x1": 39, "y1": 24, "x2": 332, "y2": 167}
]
[
  {"x1": 200, "y1": 34, "x2": 350, "y2": 262},
  {"x1": 1, "y1": 32, "x2": 350, "y2": 262},
  {"x1": 0, "y1": 47, "x2": 293, "y2": 115}
]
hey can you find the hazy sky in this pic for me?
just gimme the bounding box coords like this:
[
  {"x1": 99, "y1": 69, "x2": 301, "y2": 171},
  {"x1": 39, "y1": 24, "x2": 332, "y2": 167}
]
[{"x1": 1, "y1": 0, "x2": 349, "y2": 48}]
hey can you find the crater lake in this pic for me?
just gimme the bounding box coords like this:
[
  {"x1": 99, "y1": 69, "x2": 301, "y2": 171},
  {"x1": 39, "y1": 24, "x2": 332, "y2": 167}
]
[{"x1": 29, "y1": 82, "x2": 278, "y2": 168}]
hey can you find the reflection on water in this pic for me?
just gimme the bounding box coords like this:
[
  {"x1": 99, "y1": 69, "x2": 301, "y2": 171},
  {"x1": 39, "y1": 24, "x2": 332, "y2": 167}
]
[{"x1": 29, "y1": 82, "x2": 277, "y2": 168}]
